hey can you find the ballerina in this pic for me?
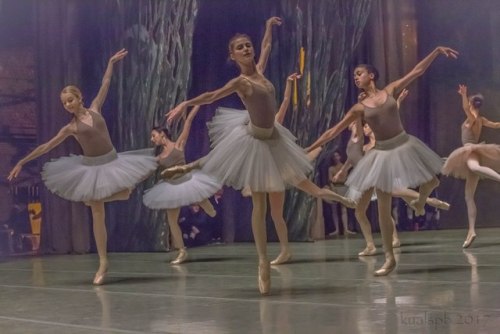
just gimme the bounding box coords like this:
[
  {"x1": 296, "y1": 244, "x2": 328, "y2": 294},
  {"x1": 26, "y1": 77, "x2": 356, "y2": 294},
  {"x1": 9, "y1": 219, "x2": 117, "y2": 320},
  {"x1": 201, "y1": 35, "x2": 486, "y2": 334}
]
[
  {"x1": 143, "y1": 106, "x2": 221, "y2": 264},
  {"x1": 442, "y1": 84, "x2": 500, "y2": 248},
  {"x1": 166, "y1": 17, "x2": 354, "y2": 294},
  {"x1": 7, "y1": 49, "x2": 158, "y2": 285},
  {"x1": 334, "y1": 91, "x2": 450, "y2": 256},
  {"x1": 307, "y1": 46, "x2": 458, "y2": 275}
]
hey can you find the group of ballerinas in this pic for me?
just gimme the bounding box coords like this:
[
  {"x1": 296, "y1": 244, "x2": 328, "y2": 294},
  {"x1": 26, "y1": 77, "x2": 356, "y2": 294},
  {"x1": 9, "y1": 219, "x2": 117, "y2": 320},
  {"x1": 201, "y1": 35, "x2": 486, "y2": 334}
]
[{"x1": 8, "y1": 16, "x2": 500, "y2": 295}]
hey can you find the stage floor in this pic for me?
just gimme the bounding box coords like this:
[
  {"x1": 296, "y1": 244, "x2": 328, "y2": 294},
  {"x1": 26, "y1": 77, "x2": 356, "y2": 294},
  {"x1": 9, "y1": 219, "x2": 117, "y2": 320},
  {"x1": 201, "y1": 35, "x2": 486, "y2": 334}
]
[{"x1": 1, "y1": 228, "x2": 499, "y2": 334}]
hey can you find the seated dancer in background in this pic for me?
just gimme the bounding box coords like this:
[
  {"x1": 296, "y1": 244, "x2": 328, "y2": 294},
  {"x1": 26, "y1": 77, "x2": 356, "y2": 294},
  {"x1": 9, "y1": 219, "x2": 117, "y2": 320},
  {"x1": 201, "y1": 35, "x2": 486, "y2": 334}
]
[
  {"x1": 307, "y1": 46, "x2": 458, "y2": 276},
  {"x1": 8, "y1": 49, "x2": 158, "y2": 285},
  {"x1": 143, "y1": 106, "x2": 221, "y2": 264},
  {"x1": 166, "y1": 17, "x2": 354, "y2": 295},
  {"x1": 442, "y1": 84, "x2": 500, "y2": 248}
]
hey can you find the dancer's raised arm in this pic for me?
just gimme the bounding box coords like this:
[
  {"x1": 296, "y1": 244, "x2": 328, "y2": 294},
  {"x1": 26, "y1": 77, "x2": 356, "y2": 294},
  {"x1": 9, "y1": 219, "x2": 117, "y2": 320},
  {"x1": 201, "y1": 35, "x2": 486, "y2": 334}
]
[
  {"x1": 396, "y1": 88, "x2": 409, "y2": 109},
  {"x1": 175, "y1": 106, "x2": 201, "y2": 150},
  {"x1": 458, "y1": 84, "x2": 476, "y2": 124},
  {"x1": 256, "y1": 17, "x2": 282, "y2": 73},
  {"x1": 385, "y1": 46, "x2": 458, "y2": 96},
  {"x1": 90, "y1": 49, "x2": 128, "y2": 112},
  {"x1": 275, "y1": 73, "x2": 300, "y2": 124},
  {"x1": 306, "y1": 104, "x2": 363, "y2": 152},
  {"x1": 166, "y1": 78, "x2": 246, "y2": 123}
]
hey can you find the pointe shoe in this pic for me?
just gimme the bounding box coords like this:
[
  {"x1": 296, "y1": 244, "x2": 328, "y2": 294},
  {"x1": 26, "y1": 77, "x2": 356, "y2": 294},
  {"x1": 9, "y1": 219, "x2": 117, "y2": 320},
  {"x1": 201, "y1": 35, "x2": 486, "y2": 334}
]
[
  {"x1": 170, "y1": 248, "x2": 188, "y2": 264},
  {"x1": 392, "y1": 239, "x2": 401, "y2": 248},
  {"x1": 432, "y1": 199, "x2": 450, "y2": 211},
  {"x1": 345, "y1": 229, "x2": 357, "y2": 235},
  {"x1": 374, "y1": 259, "x2": 396, "y2": 276},
  {"x1": 358, "y1": 246, "x2": 377, "y2": 256},
  {"x1": 462, "y1": 234, "x2": 476, "y2": 248},
  {"x1": 322, "y1": 191, "x2": 357, "y2": 209},
  {"x1": 409, "y1": 199, "x2": 425, "y2": 217},
  {"x1": 328, "y1": 230, "x2": 339, "y2": 237},
  {"x1": 270, "y1": 252, "x2": 292, "y2": 265},
  {"x1": 93, "y1": 262, "x2": 109, "y2": 286},
  {"x1": 258, "y1": 261, "x2": 271, "y2": 295}
]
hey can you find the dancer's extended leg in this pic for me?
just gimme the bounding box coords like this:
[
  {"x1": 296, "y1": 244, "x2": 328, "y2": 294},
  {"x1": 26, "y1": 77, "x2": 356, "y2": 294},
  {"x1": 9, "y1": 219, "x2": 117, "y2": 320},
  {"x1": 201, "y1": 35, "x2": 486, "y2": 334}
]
[
  {"x1": 252, "y1": 192, "x2": 270, "y2": 295},
  {"x1": 166, "y1": 208, "x2": 187, "y2": 264},
  {"x1": 295, "y1": 179, "x2": 356, "y2": 208},
  {"x1": 463, "y1": 171, "x2": 480, "y2": 248},
  {"x1": 268, "y1": 192, "x2": 291, "y2": 265},
  {"x1": 374, "y1": 190, "x2": 396, "y2": 276},
  {"x1": 90, "y1": 201, "x2": 108, "y2": 285},
  {"x1": 409, "y1": 177, "x2": 440, "y2": 216},
  {"x1": 392, "y1": 187, "x2": 450, "y2": 211},
  {"x1": 466, "y1": 155, "x2": 500, "y2": 182},
  {"x1": 355, "y1": 188, "x2": 376, "y2": 256},
  {"x1": 198, "y1": 198, "x2": 217, "y2": 218}
]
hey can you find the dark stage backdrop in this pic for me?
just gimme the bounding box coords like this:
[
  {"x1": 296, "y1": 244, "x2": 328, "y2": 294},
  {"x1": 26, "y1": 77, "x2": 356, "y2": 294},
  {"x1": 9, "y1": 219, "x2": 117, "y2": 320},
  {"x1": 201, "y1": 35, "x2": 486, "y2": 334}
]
[
  {"x1": 35, "y1": 0, "x2": 198, "y2": 253},
  {"x1": 31, "y1": 0, "x2": 499, "y2": 254},
  {"x1": 189, "y1": 0, "x2": 371, "y2": 242},
  {"x1": 417, "y1": 0, "x2": 500, "y2": 229},
  {"x1": 32, "y1": 0, "x2": 372, "y2": 253}
]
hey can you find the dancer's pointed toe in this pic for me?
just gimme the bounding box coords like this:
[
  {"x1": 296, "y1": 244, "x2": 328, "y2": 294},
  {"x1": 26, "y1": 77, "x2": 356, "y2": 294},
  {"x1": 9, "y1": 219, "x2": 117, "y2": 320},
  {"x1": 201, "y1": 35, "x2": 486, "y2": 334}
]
[
  {"x1": 258, "y1": 261, "x2": 271, "y2": 295},
  {"x1": 462, "y1": 234, "x2": 476, "y2": 249},
  {"x1": 374, "y1": 259, "x2": 396, "y2": 276}
]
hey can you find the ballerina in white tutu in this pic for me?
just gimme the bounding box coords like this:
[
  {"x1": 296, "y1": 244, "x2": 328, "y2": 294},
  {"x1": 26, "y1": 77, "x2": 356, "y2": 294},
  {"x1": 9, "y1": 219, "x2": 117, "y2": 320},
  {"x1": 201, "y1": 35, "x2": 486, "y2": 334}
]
[
  {"x1": 307, "y1": 46, "x2": 458, "y2": 276},
  {"x1": 334, "y1": 91, "x2": 450, "y2": 256},
  {"x1": 143, "y1": 106, "x2": 220, "y2": 264},
  {"x1": 7, "y1": 49, "x2": 157, "y2": 285},
  {"x1": 243, "y1": 72, "x2": 323, "y2": 265},
  {"x1": 166, "y1": 17, "x2": 354, "y2": 294},
  {"x1": 442, "y1": 85, "x2": 500, "y2": 248}
]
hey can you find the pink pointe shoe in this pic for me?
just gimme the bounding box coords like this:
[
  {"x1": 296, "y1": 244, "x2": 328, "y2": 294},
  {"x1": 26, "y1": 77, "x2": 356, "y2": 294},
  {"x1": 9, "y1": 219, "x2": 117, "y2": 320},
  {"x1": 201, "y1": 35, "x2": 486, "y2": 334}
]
[
  {"x1": 93, "y1": 261, "x2": 109, "y2": 286},
  {"x1": 270, "y1": 252, "x2": 292, "y2": 265},
  {"x1": 374, "y1": 258, "x2": 396, "y2": 276},
  {"x1": 170, "y1": 248, "x2": 188, "y2": 265},
  {"x1": 258, "y1": 261, "x2": 271, "y2": 295}
]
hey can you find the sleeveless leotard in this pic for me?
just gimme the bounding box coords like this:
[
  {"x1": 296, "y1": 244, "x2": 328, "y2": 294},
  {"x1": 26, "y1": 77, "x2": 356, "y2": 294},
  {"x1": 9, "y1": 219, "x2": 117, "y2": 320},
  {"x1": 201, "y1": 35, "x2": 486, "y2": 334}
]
[{"x1": 75, "y1": 110, "x2": 114, "y2": 157}]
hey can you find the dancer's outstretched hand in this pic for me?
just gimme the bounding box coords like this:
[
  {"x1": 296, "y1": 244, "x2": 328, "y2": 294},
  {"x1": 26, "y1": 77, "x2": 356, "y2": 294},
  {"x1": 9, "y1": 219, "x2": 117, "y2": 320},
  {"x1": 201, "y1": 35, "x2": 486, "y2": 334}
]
[
  {"x1": 458, "y1": 84, "x2": 467, "y2": 96},
  {"x1": 396, "y1": 88, "x2": 409, "y2": 108},
  {"x1": 166, "y1": 102, "x2": 187, "y2": 124},
  {"x1": 287, "y1": 72, "x2": 301, "y2": 81},
  {"x1": 7, "y1": 164, "x2": 22, "y2": 181},
  {"x1": 109, "y1": 49, "x2": 128, "y2": 64},
  {"x1": 266, "y1": 16, "x2": 282, "y2": 27},
  {"x1": 436, "y1": 46, "x2": 459, "y2": 59}
]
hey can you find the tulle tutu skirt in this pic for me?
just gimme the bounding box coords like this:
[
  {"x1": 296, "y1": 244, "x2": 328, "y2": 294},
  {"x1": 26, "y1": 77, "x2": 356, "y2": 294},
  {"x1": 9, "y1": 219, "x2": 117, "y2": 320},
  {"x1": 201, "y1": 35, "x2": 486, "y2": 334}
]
[
  {"x1": 346, "y1": 132, "x2": 443, "y2": 200},
  {"x1": 142, "y1": 170, "x2": 222, "y2": 209},
  {"x1": 442, "y1": 143, "x2": 500, "y2": 179},
  {"x1": 203, "y1": 107, "x2": 312, "y2": 192},
  {"x1": 41, "y1": 148, "x2": 157, "y2": 202}
]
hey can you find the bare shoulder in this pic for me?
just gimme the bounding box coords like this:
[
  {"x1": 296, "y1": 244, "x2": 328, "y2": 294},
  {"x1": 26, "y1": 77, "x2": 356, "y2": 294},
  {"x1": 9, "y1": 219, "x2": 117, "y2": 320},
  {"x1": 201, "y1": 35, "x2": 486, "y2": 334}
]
[
  {"x1": 234, "y1": 75, "x2": 252, "y2": 96},
  {"x1": 350, "y1": 103, "x2": 365, "y2": 116},
  {"x1": 62, "y1": 121, "x2": 77, "y2": 135}
]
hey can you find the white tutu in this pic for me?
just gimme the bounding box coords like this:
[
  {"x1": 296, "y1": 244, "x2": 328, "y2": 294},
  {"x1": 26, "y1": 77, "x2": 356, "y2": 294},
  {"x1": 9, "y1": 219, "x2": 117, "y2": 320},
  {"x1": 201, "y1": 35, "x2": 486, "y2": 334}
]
[
  {"x1": 203, "y1": 107, "x2": 312, "y2": 192},
  {"x1": 41, "y1": 148, "x2": 157, "y2": 202},
  {"x1": 346, "y1": 132, "x2": 443, "y2": 200},
  {"x1": 142, "y1": 170, "x2": 221, "y2": 209},
  {"x1": 442, "y1": 143, "x2": 500, "y2": 179}
]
